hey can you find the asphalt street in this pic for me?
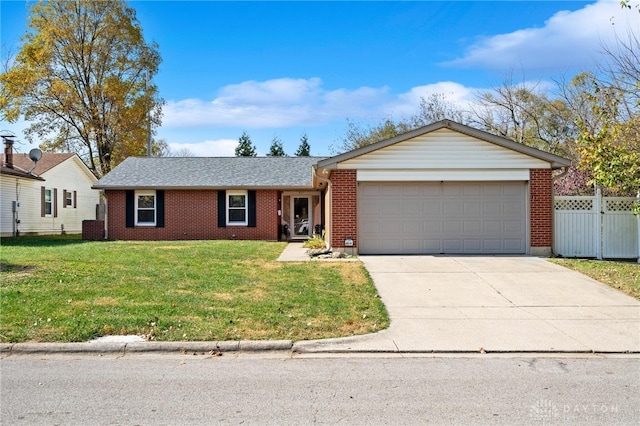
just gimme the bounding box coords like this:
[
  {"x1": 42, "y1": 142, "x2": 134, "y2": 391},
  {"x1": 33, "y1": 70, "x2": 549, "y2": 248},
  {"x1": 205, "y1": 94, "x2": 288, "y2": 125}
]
[{"x1": 1, "y1": 353, "x2": 638, "y2": 425}]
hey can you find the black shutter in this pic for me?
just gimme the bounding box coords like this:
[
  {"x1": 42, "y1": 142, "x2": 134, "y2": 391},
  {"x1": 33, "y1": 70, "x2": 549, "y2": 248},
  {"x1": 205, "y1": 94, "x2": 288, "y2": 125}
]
[
  {"x1": 217, "y1": 190, "x2": 226, "y2": 228},
  {"x1": 156, "y1": 190, "x2": 165, "y2": 228},
  {"x1": 248, "y1": 190, "x2": 256, "y2": 227},
  {"x1": 125, "y1": 190, "x2": 135, "y2": 228},
  {"x1": 41, "y1": 186, "x2": 46, "y2": 217}
]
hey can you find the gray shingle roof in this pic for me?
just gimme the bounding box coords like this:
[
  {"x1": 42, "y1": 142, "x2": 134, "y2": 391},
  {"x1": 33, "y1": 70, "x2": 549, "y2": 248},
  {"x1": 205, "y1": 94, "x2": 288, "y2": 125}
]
[{"x1": 93, "y1": 156, "x2": 326, "y2": 189}]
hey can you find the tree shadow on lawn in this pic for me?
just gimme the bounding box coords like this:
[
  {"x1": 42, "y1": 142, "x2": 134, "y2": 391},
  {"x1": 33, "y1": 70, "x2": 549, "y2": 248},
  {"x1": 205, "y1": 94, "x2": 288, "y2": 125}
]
[{"x1": 0, "y1": 235, "x2": 91, "y2": 248}]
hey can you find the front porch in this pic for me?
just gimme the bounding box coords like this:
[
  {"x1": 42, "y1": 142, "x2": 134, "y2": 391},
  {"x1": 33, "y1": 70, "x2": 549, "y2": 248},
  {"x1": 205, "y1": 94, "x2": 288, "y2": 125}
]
[{"x1": 280, "y1": 192, "x2": 322, "y2": 241}]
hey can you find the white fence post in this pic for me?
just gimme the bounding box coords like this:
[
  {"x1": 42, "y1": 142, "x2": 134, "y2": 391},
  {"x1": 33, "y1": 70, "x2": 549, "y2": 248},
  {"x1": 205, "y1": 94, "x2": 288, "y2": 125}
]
[
  {"x1": 596, "y1": 188, "x2": 602, "y2": 260},
  {"x1": 637, "y1": 191, "x2": 640, "y2": 264}
]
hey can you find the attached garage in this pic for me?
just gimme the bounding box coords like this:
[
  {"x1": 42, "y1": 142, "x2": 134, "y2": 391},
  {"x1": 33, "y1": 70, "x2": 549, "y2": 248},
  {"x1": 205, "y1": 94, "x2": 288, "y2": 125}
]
[
  {"x1": 358, "y1": 181, "x2": 527, "y2": 254},
  {"x1": 318, "y1": 120, "x2": 572, "y2": 256}
]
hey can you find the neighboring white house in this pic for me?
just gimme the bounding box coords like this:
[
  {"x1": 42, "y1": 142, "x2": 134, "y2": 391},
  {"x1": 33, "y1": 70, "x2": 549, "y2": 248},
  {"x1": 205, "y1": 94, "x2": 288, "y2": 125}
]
[{"x1": 1, "y1": 140, "x2": 99, "y2": 237}]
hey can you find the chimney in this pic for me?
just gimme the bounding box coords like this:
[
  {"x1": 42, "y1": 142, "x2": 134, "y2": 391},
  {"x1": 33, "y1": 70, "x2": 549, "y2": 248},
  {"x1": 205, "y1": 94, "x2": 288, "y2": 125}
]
[{"x1": 2, "y1": 136, "x2": 14, "y2": 168}]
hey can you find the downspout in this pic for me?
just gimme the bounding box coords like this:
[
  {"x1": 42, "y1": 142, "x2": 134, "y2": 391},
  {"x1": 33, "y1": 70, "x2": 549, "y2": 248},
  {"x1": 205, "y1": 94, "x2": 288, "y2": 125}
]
[
  {"x1": 313, "y1": 166, "x2": 331, "y2": 248},
  {"x1": 551, "y1": 166, "x2": 570, "y2": 257}
]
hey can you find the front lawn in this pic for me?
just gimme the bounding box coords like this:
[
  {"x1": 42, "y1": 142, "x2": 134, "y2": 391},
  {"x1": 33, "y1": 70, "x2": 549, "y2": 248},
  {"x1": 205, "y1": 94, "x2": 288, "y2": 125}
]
[
  {"x1": 0, "y1": 236, "x2": 389, "y2": 343},
  {"x1": 551, "y1": 258, "x2": 640, "y2": 300}
]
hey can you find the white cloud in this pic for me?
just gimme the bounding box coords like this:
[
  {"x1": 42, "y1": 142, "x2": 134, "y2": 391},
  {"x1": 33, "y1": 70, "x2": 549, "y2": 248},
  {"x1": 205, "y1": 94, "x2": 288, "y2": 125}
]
[
  {"x1": 168, "y1": 139, "x2": 236, "y2": 157},
  {"x1": 444, "y1": 0, "x2": 639, "y2": 72},
  {"x1": 388, "y1": 82, "x2": 478, "y2": 116},
  {"x1": 162, "y1": 78, "x2": 392, "y2": 129}
]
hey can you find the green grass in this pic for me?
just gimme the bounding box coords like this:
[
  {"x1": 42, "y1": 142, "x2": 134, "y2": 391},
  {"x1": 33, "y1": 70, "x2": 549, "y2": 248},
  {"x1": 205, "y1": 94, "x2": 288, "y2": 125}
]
[
  {"x1": 0, "y1": 235, "x2": 389, "y2": 343},
  {"x1": 551, "y1": 258, "x2": 640, "y2": 300}
]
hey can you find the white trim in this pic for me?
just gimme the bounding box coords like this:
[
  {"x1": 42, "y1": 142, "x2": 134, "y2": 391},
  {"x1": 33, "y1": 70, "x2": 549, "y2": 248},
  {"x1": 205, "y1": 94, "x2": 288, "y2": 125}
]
[
  {"x1": 135, "y1": 190, "x2": 156, "y2": 226},
  {"x1": 356, "y1": 169, "x2": 530, "y2": 182},
  {"x1": 226, "y1": 190, "x2": 248, "y2": 226},
  {"x1": 44, "y1": 188, "x2": 54, "y2": 217}
]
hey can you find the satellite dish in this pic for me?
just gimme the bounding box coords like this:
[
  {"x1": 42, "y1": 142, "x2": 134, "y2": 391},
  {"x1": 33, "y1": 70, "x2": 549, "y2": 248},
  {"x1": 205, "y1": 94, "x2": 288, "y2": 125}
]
[{"x1": 29, "y1": 148, "x2": 42, "y2": 163}]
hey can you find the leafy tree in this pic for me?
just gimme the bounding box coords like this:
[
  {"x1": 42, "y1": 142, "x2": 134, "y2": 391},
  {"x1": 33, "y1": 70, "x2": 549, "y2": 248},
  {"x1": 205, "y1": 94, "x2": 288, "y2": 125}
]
[
  {"x1": 334, "y1": 118, "x2": 412, "y2": 154},
  {"x1": 267, "y1": 136, "x2": 286, "y2": 157},
  {"x1": 235, "y1": 131, "x2": 257, "y2": 157},
  {"x1": 568, "y1": 4, "x2": 640, "y2": 195},
  {"x1": 335, "y1": 93, "x2": 467, "y2": 154},
  {"x1": 470, "y1": 76, "x2": 576, "y2": 156},
  {"x1": 410, "y1": 93, "x2": 469, "y2": 128},
  {"x1": 295, "y1": 133, "x2": 311, "y2": 156},
  {"x1": 0, "y1": 0, "x2": 163, "y2": 176},
  {"x1": 574, "y1": 77, "x2": 639, "y2": 194}
]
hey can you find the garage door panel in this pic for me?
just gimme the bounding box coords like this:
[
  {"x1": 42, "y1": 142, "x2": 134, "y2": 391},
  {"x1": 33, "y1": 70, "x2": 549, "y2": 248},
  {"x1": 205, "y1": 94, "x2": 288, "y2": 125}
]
[
  {"x1": 443, "y1": 239, "x2": 462, "y2": 252},
  {"x1": 504, "y1": 220, "x2": 524, "y2": 232},
  {"x1": 503, "y1": 184, "x2": 524, "y2": 196},
  {"x1": 423, "y1": 201, "x2": 441, "y2": 215},
  {"x1": 382, "y1": 203, "x2": 402, "y2": 216},
  {"x1": 402, "y1": 184, "x2": 422, "y2": 196},
  {"x1": 382, "y1": 221, "x2": 402, "y2": 233},
  {"x1": 444, "y1": 185, "x2": 463, "y2": 196},
  {"x1": 463, "y1": 202, "x2": 482, "y2": 215},
  {"x1": 403, "y1": 200, "x2": 422, "y2": 215},
  {"x1": 443, "y1": 220, "x2": 461, "y2": 233},
  {"x1": 358, "y1": 181, "x2": 527, "y2": 254},
  {"x1": 463, "y1": 239, "x2": 482, "y2": 251},
  {"x1": 483, "y1": 201, "x2": 502, "y2": 215},
  {"x1": 423, "y1": 220, "x2": 442, "y2": 233},
  {"x1": 504, "y1": 239, "x2": 524, "y2": 250},
  {"x1": 382, "y1": 185, "x2": 403, "y2": 196},
  {"x1": 402, "y1": 240, "x2": 422, "y2": 251},
  {"x1": 443, "y1": 201, "x2": 462, "y2": 216},
  {"x1": 463, "y1": 220, "x2": 482, "y2": 232},
  {"x1": 463, "y1": 184, "x2": 482, "y2": 196},
  {"x1": 423, "y1": 239, "x2": 442, "y2": 252},
  {"x1": 504, "y1": 201, "x2": 523, "y2": 215},
  {"x1": 483, "y1": 239, "x2": 502, "y2": 251},
  {"x1": 402, "y1": 220, "x2": 422, "y2": 233}
]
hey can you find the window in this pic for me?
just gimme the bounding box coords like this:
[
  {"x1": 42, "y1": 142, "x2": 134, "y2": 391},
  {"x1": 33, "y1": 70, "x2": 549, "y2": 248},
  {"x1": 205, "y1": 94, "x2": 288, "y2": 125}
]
[
  {"x1": 135, "y1": 191, "x2": 156, "y2": 226},
  {"x1": 64, "y1": 190, "x2": 77, "y2": 208},
  {"x1": 44, "y1": 189, "x2": 53, "y2": 215},
  {"x1": 41, "y1": 187, "x2": 57, "y2": 218},
  {"x1": 227, "y1": 191, "x2": 247, "y2": 225}
]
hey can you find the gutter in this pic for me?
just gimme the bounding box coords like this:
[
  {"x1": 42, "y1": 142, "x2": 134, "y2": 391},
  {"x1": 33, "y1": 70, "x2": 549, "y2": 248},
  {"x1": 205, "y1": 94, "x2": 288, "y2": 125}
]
[{"x1": 313, "y1": 166, "x2": 332, "y2": 246}]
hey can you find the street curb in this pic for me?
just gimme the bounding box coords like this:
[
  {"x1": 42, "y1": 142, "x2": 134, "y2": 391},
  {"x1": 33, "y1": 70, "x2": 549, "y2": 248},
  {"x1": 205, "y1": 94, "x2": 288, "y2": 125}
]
[{"x1": 0, "y1": 340, "x2": 293, "y2": 355}]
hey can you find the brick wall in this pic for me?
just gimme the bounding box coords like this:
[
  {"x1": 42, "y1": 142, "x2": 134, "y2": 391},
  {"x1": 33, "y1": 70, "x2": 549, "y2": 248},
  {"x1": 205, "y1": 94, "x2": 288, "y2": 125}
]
[
  {"x1": 106, "y1": 189, "x2": 279, "y2": 241},
  {"x1": 82, "y1": 220, "x2": 104, "y2": 240},
  {"x1": 530, "y1": 169, "x2": 553, "y2": 248},
  {"x1": 329, "y1": 170, "x2": 357, "y2": 248}
]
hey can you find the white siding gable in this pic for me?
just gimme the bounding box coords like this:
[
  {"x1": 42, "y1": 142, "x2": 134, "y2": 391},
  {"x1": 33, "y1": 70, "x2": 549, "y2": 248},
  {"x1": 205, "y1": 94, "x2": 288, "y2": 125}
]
[
  {"x1": 1, "y1": 155, "x2": 99, "y2": 236},
  {"x1": 338, "y1": 128, "x2": 550, "y2": 170}
]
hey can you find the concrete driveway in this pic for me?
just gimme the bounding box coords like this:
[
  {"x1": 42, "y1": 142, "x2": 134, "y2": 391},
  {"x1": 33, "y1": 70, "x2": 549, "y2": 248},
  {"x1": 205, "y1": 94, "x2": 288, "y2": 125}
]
[{"x1": 295, "y1": 256, "x2": 640, "y2": 353}]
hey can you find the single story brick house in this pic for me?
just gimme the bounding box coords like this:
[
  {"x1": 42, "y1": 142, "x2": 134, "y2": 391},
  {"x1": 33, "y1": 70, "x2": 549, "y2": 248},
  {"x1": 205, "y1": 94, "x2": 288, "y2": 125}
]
[{"x1": 93, "y1": 120, "x2": 571, "y2": 256}]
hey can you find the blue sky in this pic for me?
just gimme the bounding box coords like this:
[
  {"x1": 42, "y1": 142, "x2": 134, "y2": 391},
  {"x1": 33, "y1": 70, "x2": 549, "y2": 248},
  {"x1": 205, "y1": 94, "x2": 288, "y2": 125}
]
[{"x1": 1, "y1": 0, "x2": 638, "y2": 156}]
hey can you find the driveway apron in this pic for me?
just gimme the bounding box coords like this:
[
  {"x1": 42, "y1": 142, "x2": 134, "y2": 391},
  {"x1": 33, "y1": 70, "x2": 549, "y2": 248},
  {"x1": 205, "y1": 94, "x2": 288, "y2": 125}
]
[{"x1": 297, "y1": 256, "x2": 640, "y2": 353}]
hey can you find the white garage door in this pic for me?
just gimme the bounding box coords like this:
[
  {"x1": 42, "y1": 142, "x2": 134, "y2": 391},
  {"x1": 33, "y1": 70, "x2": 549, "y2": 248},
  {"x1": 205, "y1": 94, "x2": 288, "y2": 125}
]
[{"x1": 358, "y1": 182, "x2": 527, "y2": 254}]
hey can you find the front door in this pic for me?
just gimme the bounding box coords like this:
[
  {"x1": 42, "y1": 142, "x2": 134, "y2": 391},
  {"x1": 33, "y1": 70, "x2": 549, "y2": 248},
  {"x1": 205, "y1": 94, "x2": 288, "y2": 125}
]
[{"x1": 292, "y1": 196, "x2": 311, "y2": 238}]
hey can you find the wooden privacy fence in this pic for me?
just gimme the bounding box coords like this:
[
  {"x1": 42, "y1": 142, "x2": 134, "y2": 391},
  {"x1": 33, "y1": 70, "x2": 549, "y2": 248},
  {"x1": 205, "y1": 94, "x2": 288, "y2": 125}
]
[{"x1": 554, "y1": 191, "x2": 639, "y2": 260}]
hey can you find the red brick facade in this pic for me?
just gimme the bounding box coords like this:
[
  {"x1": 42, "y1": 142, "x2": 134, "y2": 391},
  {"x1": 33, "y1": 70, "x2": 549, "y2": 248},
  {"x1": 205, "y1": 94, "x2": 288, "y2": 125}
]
[
  {"x1": 329, "y1": 170, "x2": 357, "y2": 248},
  {"x1": 105, "y1": 189, "x2": 279, "y2": 241},
  {"x1": 82, "y1": 220, "x2": 104, "y2": 240},
  {"x1": 529, "y1": 168, "x2": 553, "y2": 248}
]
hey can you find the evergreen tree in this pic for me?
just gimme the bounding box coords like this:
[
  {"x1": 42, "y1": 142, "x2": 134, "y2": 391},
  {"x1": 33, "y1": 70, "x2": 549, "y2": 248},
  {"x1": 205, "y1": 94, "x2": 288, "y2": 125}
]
[
  {"x1": 295, "y1": 133, "x2": 311, "y2": 156},
  {"x1": 235, "y1": 131, "x2": 257, "y2": 157},
  {"x1": 267, "y1": 136, "x2": 286, "y2": 157}
]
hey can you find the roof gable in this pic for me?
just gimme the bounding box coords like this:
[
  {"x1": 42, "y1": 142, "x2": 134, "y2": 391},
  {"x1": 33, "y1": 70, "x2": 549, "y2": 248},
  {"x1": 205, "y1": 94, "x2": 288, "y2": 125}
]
[
  {"x1": 93, "y1": 156, "x2": 326, "y2": 189},
  {"x1": 317, "y1": 120, "x2": 571, "y2": 170},
  {"x1": 2, "y1": 152, "x2": 75, "y2": 174}
]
